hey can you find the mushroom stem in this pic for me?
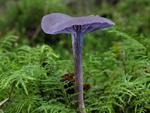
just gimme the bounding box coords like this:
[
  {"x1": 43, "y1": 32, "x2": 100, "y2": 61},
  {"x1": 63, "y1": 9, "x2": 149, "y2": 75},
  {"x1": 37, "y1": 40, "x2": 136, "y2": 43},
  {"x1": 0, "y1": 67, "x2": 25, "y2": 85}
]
[
  {"x1": 71, "y1": 33, "x2": 75, "y2": 56},
  {"x1": 72, "y1": 32, "x2": 86, "y2": 113}
]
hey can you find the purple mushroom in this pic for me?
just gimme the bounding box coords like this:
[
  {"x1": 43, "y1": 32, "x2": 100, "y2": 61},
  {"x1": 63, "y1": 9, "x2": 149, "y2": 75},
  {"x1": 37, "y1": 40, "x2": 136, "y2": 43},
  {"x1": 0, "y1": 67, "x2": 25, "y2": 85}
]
[{"x1": 41, "y1": 13, "x2": 114, "y2": 113}]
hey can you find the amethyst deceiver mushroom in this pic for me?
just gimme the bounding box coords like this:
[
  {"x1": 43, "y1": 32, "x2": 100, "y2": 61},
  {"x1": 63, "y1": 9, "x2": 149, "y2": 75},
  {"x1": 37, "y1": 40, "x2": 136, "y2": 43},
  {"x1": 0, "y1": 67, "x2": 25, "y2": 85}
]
[{"x1": 41, "y1": 13, "x2": 115, "y2": 113}]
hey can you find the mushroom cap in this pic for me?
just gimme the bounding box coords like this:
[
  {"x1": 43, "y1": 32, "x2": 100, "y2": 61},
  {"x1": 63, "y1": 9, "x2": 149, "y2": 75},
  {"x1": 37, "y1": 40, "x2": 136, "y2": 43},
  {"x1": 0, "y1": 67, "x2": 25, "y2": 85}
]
[{"x1": 41, "y1": 13, "x2": 115, "y2": 34}]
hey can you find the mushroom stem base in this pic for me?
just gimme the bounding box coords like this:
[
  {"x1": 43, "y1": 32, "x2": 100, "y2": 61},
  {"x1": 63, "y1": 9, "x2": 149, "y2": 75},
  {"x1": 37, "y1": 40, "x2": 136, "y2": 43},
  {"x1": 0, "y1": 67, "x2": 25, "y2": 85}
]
[{"x1": 72, "y1": 32, "x2": 86, "y2": 113}]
